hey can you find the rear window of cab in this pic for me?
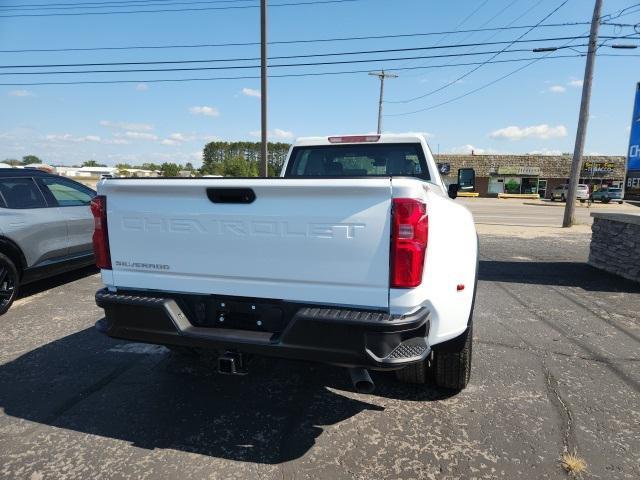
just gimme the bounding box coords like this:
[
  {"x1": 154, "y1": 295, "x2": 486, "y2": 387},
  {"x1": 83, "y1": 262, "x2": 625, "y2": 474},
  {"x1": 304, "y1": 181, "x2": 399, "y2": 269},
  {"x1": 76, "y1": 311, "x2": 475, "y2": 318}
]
[{"x1": 286, "y1": 143, "x2": 430, "y2": 180}]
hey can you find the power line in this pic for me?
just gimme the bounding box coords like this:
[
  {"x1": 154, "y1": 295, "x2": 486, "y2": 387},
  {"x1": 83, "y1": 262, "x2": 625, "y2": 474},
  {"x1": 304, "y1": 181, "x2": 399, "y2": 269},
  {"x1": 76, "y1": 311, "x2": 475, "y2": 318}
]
[
  {"x1": 0, "y1": 0, "x2": 358, "y2": 17},
  {"x1": 601, "y1": 2, "x2": 640, "y2": 21},
  {"x1": 1, "y1": 0, "x2": 254, "y2": 11},
  {"x1": 0, "y1": 54, "x2": 598, "y2": 86},
  {"x1": 0, "y1": 54, "x2": 635, "y2": 87},
  {"x1": 385, "y1": 5, "x2": 640, "y2": 117},
  {"x1": 396, "y1": 0, "x2": 492, "y2": 70},
  {"x1": 2, "y1": 0, "x2": 226, "y2": 6},
  {"x1": 0, "y1": 35, "x2": 604, "y2": 69},
  {"x1": 0, "y1": 22, "x2": 604, "y2": 53},
  {"x1": 384, "y1": 55, "x2": 640, "y2": 117},
  {"x1": 401, "y1": 0, "x2": 544, "y2": 77},
  {"x1": 0, "y1": 48, "x2": 574, "y2": 75},
  {"x1": 386, "y1": 0, "x2": 570, "y2": 104}
]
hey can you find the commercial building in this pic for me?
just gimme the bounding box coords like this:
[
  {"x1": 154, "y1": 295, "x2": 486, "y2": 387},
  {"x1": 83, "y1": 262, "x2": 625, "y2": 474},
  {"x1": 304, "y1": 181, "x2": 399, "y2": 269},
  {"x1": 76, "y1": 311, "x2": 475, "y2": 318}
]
[{"x1": 433, "y1": 154, "x2": 626, "y2": 198}]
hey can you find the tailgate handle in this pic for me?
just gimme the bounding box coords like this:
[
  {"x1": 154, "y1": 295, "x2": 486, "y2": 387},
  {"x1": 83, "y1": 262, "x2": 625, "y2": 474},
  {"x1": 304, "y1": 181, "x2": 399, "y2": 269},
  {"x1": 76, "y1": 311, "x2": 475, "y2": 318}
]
[{"x1": 207, "y1": 188, "x2": 256, "y2": 204}]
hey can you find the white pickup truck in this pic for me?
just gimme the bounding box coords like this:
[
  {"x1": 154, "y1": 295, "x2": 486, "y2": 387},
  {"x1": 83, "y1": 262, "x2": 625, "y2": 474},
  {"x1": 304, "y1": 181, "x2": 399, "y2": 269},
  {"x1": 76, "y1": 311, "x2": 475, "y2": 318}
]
[{"x1": 94, "y1": 134, "x2": 478, "y2": 392}]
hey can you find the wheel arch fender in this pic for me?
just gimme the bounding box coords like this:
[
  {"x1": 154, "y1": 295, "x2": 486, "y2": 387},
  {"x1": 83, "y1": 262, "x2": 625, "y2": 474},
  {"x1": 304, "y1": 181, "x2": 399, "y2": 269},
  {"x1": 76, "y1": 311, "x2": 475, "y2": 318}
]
[{"x1": 0, "y1": 236, "x2": 27, "y2": 276}]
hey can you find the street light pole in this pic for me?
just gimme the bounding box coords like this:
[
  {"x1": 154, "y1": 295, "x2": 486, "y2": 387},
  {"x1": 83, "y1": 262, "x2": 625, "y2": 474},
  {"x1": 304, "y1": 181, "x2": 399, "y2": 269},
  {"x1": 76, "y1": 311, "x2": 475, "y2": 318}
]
[
  {"x1": 260, "y1": 0, "x2": 268, "y2": 177},
  {"x1": 562, "y1": 0, "x2": 602, "y2": 227},
  {"x1": 369, "y1": 70, "x2": 398, "y2": 134}
]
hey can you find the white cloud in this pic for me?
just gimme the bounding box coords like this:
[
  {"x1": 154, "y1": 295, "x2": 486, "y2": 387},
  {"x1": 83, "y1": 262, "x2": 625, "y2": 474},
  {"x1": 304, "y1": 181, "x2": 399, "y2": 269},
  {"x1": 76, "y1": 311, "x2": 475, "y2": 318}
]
[
  {"x1": 567, "y1": 79, "x2": 583, "y2": 88},
  {"x1": 160, "y1": 132, "x2": 216, "y2": 145},
  {"x1": 169, "y1": 132, "x2": 195, "y2": 142},
  {"x1": 489, "y1": 124, "x2": 567, "y2": 140},
  {"x1": 122, "y1": 131, "x2": 159, "y2": 141},
  {"x1": 135, "y1": 83, "x2": 149, "y2": 91},
  {"x1": 45, "y1": 133, "x2": 103, "y2": 143},
  {"x1": 189, "y1": 106, "x2": 220, "y2": 117},
  {"x1": 100, "y1": 120, "x2": 154, "y2": 132},
  {"x1": 241, "y1": 87, "x2": 261, "y2": 98},
  {"x1": 548, "y1": 85, "x2": 566, "y2": 93},
  {"x1": 8, "y1": 90, "x2": 35, "y2": 97},
  {"x1": 450, "y1": 144, "x2": 497, "y2": 155},
  {"x1": 249, "y1": 129, "x2": 294, "y2": 140},
  {"x1": 527, "y1": 149, "x2": 563, "y2": 155},
  {"x1": 272, "y1": 128, "x2": 294, "y2": 140}
]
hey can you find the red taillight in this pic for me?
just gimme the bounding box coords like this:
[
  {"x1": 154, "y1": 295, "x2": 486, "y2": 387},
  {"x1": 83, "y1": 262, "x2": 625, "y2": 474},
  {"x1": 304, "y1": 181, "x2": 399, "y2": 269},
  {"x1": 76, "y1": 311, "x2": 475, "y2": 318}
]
[
  {"x1": 90, "y1": 195, "x2": 111, "y2": 269},
  {"x1": 328, "y1": 135, "x2": 380, "y2": 143},
  {"x1": 391, "y1": 198, "x2": 428, "y2": 288}
]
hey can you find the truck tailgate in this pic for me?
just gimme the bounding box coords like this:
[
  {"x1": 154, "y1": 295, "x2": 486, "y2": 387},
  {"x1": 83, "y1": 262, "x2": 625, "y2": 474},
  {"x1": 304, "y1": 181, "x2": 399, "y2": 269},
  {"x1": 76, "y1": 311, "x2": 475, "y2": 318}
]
[{"x1": 101, "y1": 179, "x2": 392, "y2": 308}]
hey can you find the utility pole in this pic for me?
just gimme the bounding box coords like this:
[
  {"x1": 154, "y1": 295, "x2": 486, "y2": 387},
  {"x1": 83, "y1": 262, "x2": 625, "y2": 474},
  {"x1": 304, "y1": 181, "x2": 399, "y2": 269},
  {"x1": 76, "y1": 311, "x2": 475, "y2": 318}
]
[
  {"x1": 369, "y1": 70, "x2": 397, "y2": 134},
  {"x1": 260, "y1": 0, "x2": 268, "y2": 177},
  {"x1": 562, "y1": 0, "x2": 602, "y2": 227}
]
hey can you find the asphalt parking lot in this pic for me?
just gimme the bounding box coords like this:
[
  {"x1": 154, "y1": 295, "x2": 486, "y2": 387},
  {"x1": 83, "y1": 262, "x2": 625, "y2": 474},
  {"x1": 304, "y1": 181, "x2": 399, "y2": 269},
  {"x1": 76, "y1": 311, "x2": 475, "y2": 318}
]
[{"x1": 1, "y1": 200, "x2": 639, "y2": 479}]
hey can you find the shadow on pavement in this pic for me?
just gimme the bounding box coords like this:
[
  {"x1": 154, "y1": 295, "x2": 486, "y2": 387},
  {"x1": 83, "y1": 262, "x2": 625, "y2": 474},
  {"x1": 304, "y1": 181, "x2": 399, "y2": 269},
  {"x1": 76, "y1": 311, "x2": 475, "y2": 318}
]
[
  {"x1": 479, "y1": 260, "x2": 640, "y2": 292},
  {"x1": 18, "y1": 265, "x2": 98, "y2": 299},
  {"x1": 0, "y1": 327, "x2": 454, "y2": 464}
]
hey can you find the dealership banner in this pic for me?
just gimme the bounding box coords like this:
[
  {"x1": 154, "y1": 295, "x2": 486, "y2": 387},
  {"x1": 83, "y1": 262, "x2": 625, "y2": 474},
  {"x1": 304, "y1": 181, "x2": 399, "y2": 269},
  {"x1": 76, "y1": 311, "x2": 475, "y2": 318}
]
[
  {"x1": 628, "y1": 82, "x2": 640, "y2": 171},
  {"x1": 626, "y1": 83, "x2": 640, "y2": 199}
]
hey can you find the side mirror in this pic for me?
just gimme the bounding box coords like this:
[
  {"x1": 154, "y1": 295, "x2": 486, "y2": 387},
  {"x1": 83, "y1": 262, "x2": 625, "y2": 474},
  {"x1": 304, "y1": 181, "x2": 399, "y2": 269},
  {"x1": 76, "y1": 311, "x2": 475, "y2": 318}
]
[
  {"x1": 448, "y1": 183, "x2": 459, "y2": 199},
  {"x1": 457, "y1": 168, "x2": 476, "y2": 191}
]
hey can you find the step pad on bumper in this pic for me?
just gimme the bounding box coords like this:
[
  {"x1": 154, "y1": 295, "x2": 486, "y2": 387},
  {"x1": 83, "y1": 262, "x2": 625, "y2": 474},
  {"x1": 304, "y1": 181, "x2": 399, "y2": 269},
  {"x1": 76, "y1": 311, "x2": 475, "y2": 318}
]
[{"x1": 366, "y1": 337, "x2": 430, "y2": 365}]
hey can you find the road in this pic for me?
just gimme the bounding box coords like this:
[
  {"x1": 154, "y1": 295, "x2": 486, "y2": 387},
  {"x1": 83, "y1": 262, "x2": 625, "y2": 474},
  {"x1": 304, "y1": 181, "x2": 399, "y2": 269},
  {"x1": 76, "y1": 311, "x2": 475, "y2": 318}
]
[
  {"x1": 0, "y1": 205, "x2": 639, "y2": 479},
  {"x1": 460, "y1": 197, "x2": 638, "y2": 227}
]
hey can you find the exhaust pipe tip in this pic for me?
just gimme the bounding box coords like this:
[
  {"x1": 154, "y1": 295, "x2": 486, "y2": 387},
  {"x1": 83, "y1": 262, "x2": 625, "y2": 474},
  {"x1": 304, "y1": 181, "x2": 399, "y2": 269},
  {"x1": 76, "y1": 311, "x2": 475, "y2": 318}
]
[{"x1": 349, "y1": 368, "x2": 375, "y2": 394}]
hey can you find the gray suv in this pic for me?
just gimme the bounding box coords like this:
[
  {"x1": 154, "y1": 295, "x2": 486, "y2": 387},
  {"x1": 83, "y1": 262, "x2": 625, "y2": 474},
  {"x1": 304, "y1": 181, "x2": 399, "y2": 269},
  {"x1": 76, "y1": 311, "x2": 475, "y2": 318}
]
[{"x1": 0, "y1": 169, "x2": 96, "y2": 314}]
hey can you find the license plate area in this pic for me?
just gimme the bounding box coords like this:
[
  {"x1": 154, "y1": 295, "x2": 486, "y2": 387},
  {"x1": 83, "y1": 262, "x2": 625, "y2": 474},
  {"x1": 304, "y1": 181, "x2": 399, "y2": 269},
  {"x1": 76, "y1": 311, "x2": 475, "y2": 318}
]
[{"x1": 201, "y1": 297, "x2": 285, "y2": 333}]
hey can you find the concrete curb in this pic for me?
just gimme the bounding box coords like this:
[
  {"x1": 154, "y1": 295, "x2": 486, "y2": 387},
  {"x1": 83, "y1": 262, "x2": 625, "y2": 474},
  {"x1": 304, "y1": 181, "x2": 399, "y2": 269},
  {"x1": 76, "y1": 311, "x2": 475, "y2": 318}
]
[{"x1": 522, "y1": 201, "x2": 630, "y2": 209}]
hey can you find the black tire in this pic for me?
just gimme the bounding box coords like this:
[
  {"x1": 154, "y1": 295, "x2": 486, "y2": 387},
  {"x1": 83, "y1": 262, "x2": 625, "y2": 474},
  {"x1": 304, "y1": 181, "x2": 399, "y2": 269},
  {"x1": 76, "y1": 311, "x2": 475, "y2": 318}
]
[
  {"x1": 561, "y1": 194, "x2": 566, "y2": 202},
  {"x1": 395, "y1": 354, "x2": 432, "y2": 384},
  {"x1": 619, "y1": 201, "x2": 623, "y2": 205},
  {"x1": 395, "y1": 324, "x2": 473, "y2": 390},
  {"x1": 432, "y1": 323, "x2": 473, "y2": 391},
  {"x1": 550, "y1": 196, "x2": 555, "y2": 202},
  {"x1": 579, "y1": 199, "x2": 585, "y2": 204},
  {"x1": 602, "y1": 198, "x2": 610, "y2": 204},
  {"x1": 0, "y1": 253, "x2": 18, "y2": 316}
]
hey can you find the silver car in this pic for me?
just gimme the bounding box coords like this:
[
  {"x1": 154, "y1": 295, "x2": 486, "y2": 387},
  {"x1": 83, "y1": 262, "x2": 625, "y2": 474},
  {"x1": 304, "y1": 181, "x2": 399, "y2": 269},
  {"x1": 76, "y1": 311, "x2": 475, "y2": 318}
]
[
  {"x1": 0, "y1": 169, "x2": 96, "y2": 314},
  {"x1": 550, "y1": 184, "x2": 590, "y2": 202}
]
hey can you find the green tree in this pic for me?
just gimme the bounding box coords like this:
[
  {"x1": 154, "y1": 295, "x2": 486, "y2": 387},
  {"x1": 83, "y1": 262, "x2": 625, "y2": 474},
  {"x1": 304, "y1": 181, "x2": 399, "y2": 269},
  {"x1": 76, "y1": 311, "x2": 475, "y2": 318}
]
[
  {"x1": 184, "y1": 162, "x2": 194, "y2": 171},
  {"x1": 115, "y1": 163, "x2": 132, "y2": 170},
  {"x1": 202, "y1": 141, "x2": 291, "y2": 177},
  {"x1": 160, "y1": 162, "x2": 181, "y2": 177},
  {"x1": 3, "y1": 158, "x2": 21, "y2": 166},
  {"x1": 138, "y1": 162, "x2": 161, "y2": 172},
  {"x1": 22, "y1": 155, "x2": 42, "y2": 165},
  {"x1": 82, "y1": 160, "x2": 107, "y2": 167},
  {"x1": 222, "y1": 156, "x2": 250, "y2": 177}
]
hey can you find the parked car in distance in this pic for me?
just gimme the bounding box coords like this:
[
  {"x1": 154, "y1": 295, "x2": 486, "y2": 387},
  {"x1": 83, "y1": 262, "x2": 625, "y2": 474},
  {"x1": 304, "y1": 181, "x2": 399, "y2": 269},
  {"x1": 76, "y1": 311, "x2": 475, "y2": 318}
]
[
  {"x1": 0, "y1": 169, "x2": 96, "y2": 314},
  {"x1": 590, "y1": 187, "x2": 624, "y2": 204},
  {"x1": 550, "y1": 184, "x2": 590, "y2": 202}
]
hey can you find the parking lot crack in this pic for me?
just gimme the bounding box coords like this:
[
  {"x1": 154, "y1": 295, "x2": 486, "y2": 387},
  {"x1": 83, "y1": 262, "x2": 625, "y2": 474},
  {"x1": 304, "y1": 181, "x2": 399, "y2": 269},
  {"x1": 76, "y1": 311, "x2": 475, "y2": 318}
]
[
  {"x1": 495, "y1": 283, "x2": 640, "y2": 393},
  {"x1": 541, "y1": 363, "x2": 576, "y2": 456},
  {"x1": 477, "y1": 339, "x2": 640, "y2": 364}
]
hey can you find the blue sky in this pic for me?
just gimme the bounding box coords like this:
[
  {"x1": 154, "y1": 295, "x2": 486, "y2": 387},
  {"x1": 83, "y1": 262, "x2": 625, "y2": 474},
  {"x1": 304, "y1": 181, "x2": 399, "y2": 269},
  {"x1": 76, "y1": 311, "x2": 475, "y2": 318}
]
[{"x1": 1, "y1": 0, "x2": 639, "y2": 166}]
